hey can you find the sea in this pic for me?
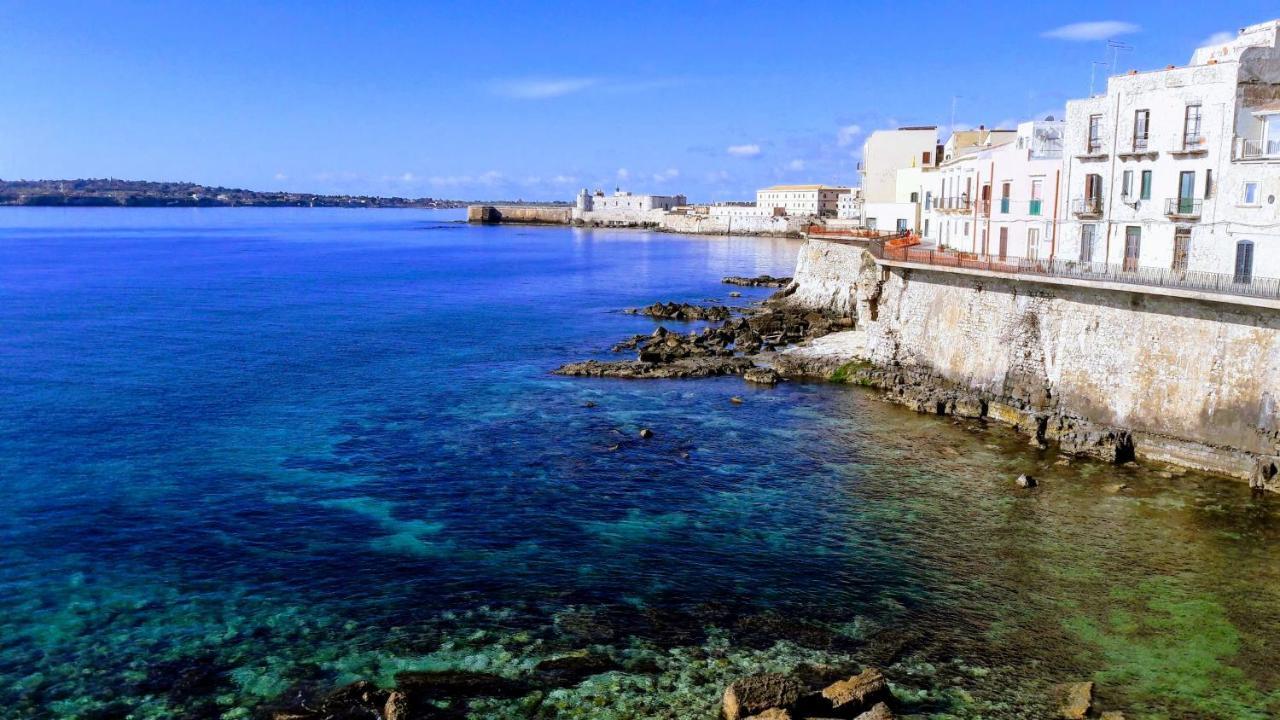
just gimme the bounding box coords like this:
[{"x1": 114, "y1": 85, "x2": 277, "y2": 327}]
[{"x1": 0, "y1": 208, "x2": 1276, "y2": 719}]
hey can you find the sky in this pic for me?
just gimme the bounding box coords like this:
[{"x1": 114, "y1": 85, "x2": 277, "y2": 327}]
[{"x1": 1, "y1": 1, "x2": 1278, "y2": 202}]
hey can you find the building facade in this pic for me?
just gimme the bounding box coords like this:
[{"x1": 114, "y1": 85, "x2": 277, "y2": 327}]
[
  {"x1": 1058, "y1": 20, "x2": 1280, "y2": 278},
  {"x1": 756, "y1": 184, "x2": 851, "y2": 218},
  {"x1": 859, "y1": 127, "x2": 940, "y2": 205}
]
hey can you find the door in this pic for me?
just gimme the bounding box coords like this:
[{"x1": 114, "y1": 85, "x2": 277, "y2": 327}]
[
  {"x1": 1235, "y1": 240, "x2": 1255, "y2": 284},
  {"x1": 1080, "y1": 225, "x2": 1095, "y2": 263},
  {"x1": 1123, "y1": 227, "x2": 1141, "y2": 272},
  {"x1": 1027, "y1": 228, "x2": 1040, "y2": 260},
  {"x1": 1172, "y1": 229, "x2": 1190, "y2": 273},
  {"x1": 998, "y1": 227, "x2": 1008, "y2": 259},
  {"x1": 1178, "y1": 171, "x2": 1196, "y2": 214}
]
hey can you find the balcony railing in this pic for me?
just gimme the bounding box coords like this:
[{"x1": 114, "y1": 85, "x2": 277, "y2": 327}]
[
  {"x1": 1236, "y1": 137, "x2": 1280, "y2": 160},
  {"x1": 1072, "y1": 197, "x2": 1103, "y2": 217},
  {"x1": 1182, "y1": 134, "x2": 1206, "y2": 151},
  {"x1": 977, "y1": 199, "x2": 991, "y2": 216},
  {"x1": 1165, "y1": 197, "x2": 1202, "y2": 218},
  {"x1": 1085, "y1": 140, "x2": 1104, "y2": 154},
  {"x1": 1132, "y1": 137, "x2": 1150, "y2": 152},
  {"x1": 865, "y1": 242, "x2": 1280, "y2": 302}
]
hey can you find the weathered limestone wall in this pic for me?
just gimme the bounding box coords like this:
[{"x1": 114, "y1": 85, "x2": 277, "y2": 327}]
[
  {"x1": 786, "y1": 238, "x2": 1280, "y2": 488},
  {"x1": 659, "y1": 213, "x2": 806, "y2": 237},
  {"x1": 467, "y1": 205, "x2": 573, "y2": 224}
]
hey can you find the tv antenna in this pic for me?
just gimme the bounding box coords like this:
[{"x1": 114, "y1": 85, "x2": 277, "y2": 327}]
[
  {"x1": 1106, "y1": 40, "x2": 1133, "y2": 77},
  {"x1": 1089, "y1": 61, "x2": 1109, "y2": 97},
  {"x1": 949, "y1": 95, "x2": 962, "y2": 137}
]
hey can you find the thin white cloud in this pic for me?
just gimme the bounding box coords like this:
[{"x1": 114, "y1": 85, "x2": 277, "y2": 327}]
[
  {"x1": 616, "y1": 168, "x2": 630, "y2": 181},
  {"x1": 1042, "y1": 21, "x2": 1139, "y2": 41},
  {"x1": 786, "y1": 159, "x2": 806, "y2": 171},
  {"x1": 273, "y1": 172, "x2": 288, "y2": 181},
  {"x1": 727, "y1": 144, "x2": 761, "y2": 158},
  {"x1": 550, "y1": 174, "x2": 578, "y2": 185},
  {"x1": 836, "y1": 125, "x2": 863, "y2": 147},
  {"x1": 490, "y1": 78, "x2": 597, "y2": 99},
  {"x1": 1200, "y1": 30, "x2": 1234, "y2": 47},
  {"x1": 652, "y1": 168, "x2": 680, "y2": 183}
]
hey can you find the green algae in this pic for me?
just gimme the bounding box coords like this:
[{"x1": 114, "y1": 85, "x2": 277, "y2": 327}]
[
  {"x1": 830, "y1": 359, "x2": 874, "y2": 384},
  {"x1": 1063, "y1": 576, "x2": 1278, "y2": 719}
]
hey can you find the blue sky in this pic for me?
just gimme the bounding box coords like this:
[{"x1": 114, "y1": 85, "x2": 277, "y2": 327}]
[{"x1": 1, "y1": 1, "x2": 1277, "y2": 201}]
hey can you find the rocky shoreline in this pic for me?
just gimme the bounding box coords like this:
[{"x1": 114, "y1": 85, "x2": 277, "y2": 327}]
[{"x1": 554, "y1": 278, "x2": 849, "y2": 381}]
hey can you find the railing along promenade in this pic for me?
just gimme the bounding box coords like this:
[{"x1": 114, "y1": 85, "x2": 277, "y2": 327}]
[
  {"x1": 805, "y1": 226, "x2": 1280, "y2": 303},
  {"x1": 873, "y1": 243, "x2": 1280, "y2": 302}
]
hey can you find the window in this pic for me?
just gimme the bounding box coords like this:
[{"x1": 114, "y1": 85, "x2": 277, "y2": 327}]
[
  {"x1": 1235, "y1": 240, "x2": 1255, "y2": 284},
  {"x1": 1140, "y1": 170, "x2": 1152, "y2": 200},
  {"x1": 1173, "y1": 229, "x2": 1191, "y2": 273},
  {"x1": 1123, "y1": 227, "x2": 1141, "y2": 271},
  {"x1": 1030, "y1": 179, "x2": 1043, "y2": 216},
  {"x1": 910, "y1": 192, "x2": 919, "y2": 203},
  {"x1": 1080, "y1": 224, "x2": 1096, "y2": 263},
  {"x1": 1027, "y1": 228, "x2": 1040, "y2": 260},
  {"x1": 1133, "y1": 109, "x2": 1150, "y2": 151},
  {"x1": 1183, "y1": 105, "x2": 1203, "y2": 148},
  {"x1": 998, "y1": 227, "x2": 1009, "y2": 259},
  {"x1": 963, "y1": 221, "x2": 970, "y2": 236},
  {"x1": 922, "y1": 151, "x2": 932, "y2": 165},
  {"x1": 1243, "y1": 182, "x2": 1260, "y2": 205},
  {"x1": 1122, "y1": 170, "x2": 1134, "y2": 199},
  {"x1": 1205, "y1": 170, "x2": 1213, "y2": 199},
  {"x1": 896, "y1": 218, "x2": 909, "y2": 233},
  {"x1": 924, "y1": 219, "x2": 930, "y2": 236},
  {"x1": 1087, "y1": 114, "x2": 1103, "y2": 153},
  {"x1": 1000, "y1": 182, "x2": 1011, "y2": 214},
  {"x1": 866, "y1": 218, "x2": 877, "y2": 230}
]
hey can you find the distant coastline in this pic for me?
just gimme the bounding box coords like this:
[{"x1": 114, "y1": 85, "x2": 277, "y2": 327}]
[{"x1": 0, "y1": 178, "x2": 570, "y2": 210}]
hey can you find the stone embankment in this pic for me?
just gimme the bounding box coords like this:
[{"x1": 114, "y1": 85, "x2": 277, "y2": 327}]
[{"x1": 775, "y1": 238, "x2": 1280, "y2": 492}]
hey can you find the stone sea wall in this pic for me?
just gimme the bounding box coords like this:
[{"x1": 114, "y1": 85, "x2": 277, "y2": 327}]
[{"x1": 784, "y1": 239, "x2": 1280, "y2": 490}]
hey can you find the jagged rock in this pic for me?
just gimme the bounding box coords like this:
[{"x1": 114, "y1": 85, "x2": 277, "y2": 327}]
[
  {"x1": 382, "y1": 691, "x2": 409, "y2": 720},
  {"x1": 271, "y1": 712, "x2": 317, "y2": 720},
  {"x1": 554, "y1": 357, "x2": 755, "y2": 379},
  {"x1": 743, "y1": 367, "x2": 780, "y2": 385},
  {"x1": 730, "y1": 396, "x2": 744, "y2": 404},
  {"x1": 1100, "y1": 712, "x2": 1125, "y2": 720},
  {"x1": 535, "y1": 651, "x2": 621, "y2": 686},
  {"x1": 393, "y1": 670, "x2": 531, "y2": 700},
  {"x1": 1016, "y1": 474, "x2": 1037, "y2": 488},
  {"x1": 722, "y1": 673, "x2": 804, "y2": 720},
  {"x1": 854, "y1": 702, "x2": 895, "y2": 720},
  {"x1": 797, "y1": 668, "x2": 891, "y2": 718},
  {"x1": 627, "y1": 301, "x2": 732, "y2": 321},
  {"x1": 723, "y1": 275, "x2": 792, "y2": 287},
  {"x1": 318, "y1": 680, "x2": 389, "y2": 719},
  {"x1": 729, "y1": 291, "x2": 742, "y2": 297},
  {"x1": 639, "y1": 428, "x2": 654, "y2": 439},
  {"x1": 1053, "y1": 681, "x2": 1093, "y2": 719},
  {"x1": 1104, "y1": 483, "x2": 1129, "y2": 493}
]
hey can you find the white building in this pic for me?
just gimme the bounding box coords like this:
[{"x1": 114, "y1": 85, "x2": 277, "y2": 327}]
[
  {"x1": 756, "y1": 184, "x2": 851, "y2": 218},
  {"x1": 926, "y1": 120, "x2": 1064, "y2": 258},
  {"x1": 1058, "y1": 20, "x2": 1280, "y2": 279},
  {"x1": 837, "y1": 188, "x2": 863, "y2": 220},
  {"x1": 577, "y1": 188, "x2": 686, "y2": 213},
  {"x1": 860, "y1": 127, "x2": 940, "y2": 204}
]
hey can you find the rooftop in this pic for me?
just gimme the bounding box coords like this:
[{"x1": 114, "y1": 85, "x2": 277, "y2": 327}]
[{"x1": 758, "y1": 184, "x2": 851, "y2": 192}]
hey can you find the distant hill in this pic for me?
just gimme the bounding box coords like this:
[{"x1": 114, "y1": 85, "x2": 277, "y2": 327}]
[{"x1": 0, "y1": 178, "x2": 480, "y2": 208}]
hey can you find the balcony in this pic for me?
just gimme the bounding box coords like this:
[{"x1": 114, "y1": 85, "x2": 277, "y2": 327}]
[
  {"x1": 1165, "y1": 198, "x2": 1202, "y2": 219},
  {"x1": 1072, "y1": 197, "x2": 1103, "y2": 218},
  {"x1": 1117, "y1": 136, "x2": 1159, "y2": 160},
  {"x1": 977, "y1": 199, "x2": 991, "y2": 217},
  {"x1": 1076, "y1": 140, "x2": 1108, "y2": 161},
  {"x1": 1171, "y1": 134, "x2": 1209, "y2": 157},
  {"x1": 1235, "y1": 137, "x2": 1280, "y2": 161}
]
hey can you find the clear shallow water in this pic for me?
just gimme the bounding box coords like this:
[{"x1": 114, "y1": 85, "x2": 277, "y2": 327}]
[{"x1": 0, "y1": 208, "x2": 1277, "y2": 720}]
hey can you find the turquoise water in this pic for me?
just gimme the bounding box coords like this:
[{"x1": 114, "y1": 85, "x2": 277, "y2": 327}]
[{"x1": 1, "y1": 208, "x2": 1277, "y2": 719}]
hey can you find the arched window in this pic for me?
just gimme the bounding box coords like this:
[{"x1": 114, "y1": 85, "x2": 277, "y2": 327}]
[{"x1": 1234, "y1": 240, "x2": 1255, "y2": 284}]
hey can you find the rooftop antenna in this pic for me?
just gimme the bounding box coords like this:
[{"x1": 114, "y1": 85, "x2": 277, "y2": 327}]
[
  {"x1": 949, "y1": 95, "x2": 962, "y2": 137},
  {"x1": 1106, "y1": 40, "x2": 1133, "y2": 77},
  {"x1": 1089, "y1": 60, "x2": 1109, "y2": 97}
]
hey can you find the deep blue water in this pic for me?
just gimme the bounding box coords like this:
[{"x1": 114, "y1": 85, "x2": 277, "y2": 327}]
[{"x1": 1, "y1": 208, "x2": 1277, "y2": 719}]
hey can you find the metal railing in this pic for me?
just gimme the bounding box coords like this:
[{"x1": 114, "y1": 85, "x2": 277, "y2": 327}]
[
  {"x1": 1236, "y1": 137, "x2": 1280, "y2": 160},
  {"x1": 1072, "y1": 197, "x2": 1103, "y2": 216},
  {"x1": 977, "y1": 199, "x2": 991, "y2": 216},
  {"x1": 1182, "y1": 134, "x2": 1205, "y2": 151},
  {"x1": 864, "y1": 244, "x2": 1280, "y2": 302},
  {"x1": 1165, "y1": 197, "x2": 1202, "y2": 218}
]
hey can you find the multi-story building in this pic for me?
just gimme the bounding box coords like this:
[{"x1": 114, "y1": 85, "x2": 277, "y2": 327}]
[
  {"x1": 836, "y1": 188, "x2": 863, "y2": 220},
  {"x1": 577, "y1": 188, "x2": 687, "y2": 213},
  {"x1": 924, "y1": 126, "x2": 1022, "y2": 250},
  {"x1": 756, "y1": 184, "x2": 851, "y2": 218},
  {"x1": 859, "y1": 127, "x2": 940, "y2": 204},
  {"x1": 1058, "y1": 20, "x2": 1280, "y2": 278}
]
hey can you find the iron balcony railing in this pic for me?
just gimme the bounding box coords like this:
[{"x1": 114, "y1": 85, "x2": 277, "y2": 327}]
[
  {"x1": 1182, "y1": 134, "x2": 1205, "y2": 151},
  {"x1": 1236, "y1": 137, "x2": 1280, "y2": 160},
  {"x1": 1086, "y1": 139, "x2": 1104, "y2": 154},
  {"x1": 864, "y1": 242, "x2": 1280, "y2": 302},
  {"x1": 1165, "y1": 197, "x2": 1202, "y2": 218},
  {"x1": 1072, "y1": 197, "x2": 1103, "y2": 216}
]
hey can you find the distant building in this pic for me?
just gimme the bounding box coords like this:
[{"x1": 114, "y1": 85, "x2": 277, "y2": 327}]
[
  {"x1": 756, "y1": 184, "x2": 851, "y2": 218},
  {"x1": 576, "y1": 188, "x2": 686, "y2": 214},
  {"x1": 836, "y1": 188, "x2": 863, "y2": 220}
]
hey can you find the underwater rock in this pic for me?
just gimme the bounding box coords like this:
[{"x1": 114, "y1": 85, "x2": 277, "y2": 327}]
[
  {"x1": 554, "y1": 357, "x2": 755, "y2": 379},
  {"x1": 553, "y1": 606, "x2": 625, "y2": 643},
  {"x1": 743, "y1": 367, "x2": 780, "y2": 385},
  {"x1": 733, "y1": 612, "x2": 838, "y2": 651},
  {"x1": 534, "y1": 651, "x2": 621, "y2": 686},
  {"x1": 723, "y1": 275, "x2": 792, "y2": 287},
  {"x1": 744, "y1": 709, "x2": 792, "y2": 720},
  {"x1": 1053, "y1": 681, "x2": 1093, "y2": 719},
  {"x1": 137, "y1": 653, "x2": 232, "y2": 704},
  {"x1": 797, "y1": 667, "x2": 890, "y2": 718},
  {"x1": 1016, "y1": 474, "x2": 1037, "y2": 488},
  {"x1": 320, "y1": 680, "x2": 390, "y2": 719},
  {"x1": 393, "y1": 670, "x2": 531, "y2": 700},
  {"x1": 721, "y1": 673, "x2": 804, "y2": 720}
]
